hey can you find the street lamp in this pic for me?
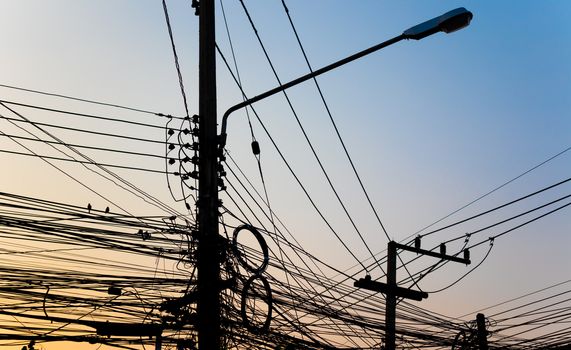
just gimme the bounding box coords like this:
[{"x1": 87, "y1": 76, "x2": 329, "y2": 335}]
[
  {"x1": 403, "y1": 7, "x2": 473, "y2": 40},
  {"x1": 218, "y1": 7, "x2": 473, "y2": 150},
  {"x1": 205, "y1": 6, "x2": 472, "y2": 349}
]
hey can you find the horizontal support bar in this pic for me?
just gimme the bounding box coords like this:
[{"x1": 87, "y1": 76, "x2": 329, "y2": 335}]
[
  {"x1": 354, "y1": 278, "x2": 428, "y2": 301},
  {"x1": 394, "y1": 242, "x2": 470, "y2": 264}
]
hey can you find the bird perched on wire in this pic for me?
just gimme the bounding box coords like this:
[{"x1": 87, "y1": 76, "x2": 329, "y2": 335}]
[
  {"x1": 105, "y1": 206, "x2": 110, "y2": 214},
  {"x1": 87, "y1": 203, "x2": 92, "y2": 213}
]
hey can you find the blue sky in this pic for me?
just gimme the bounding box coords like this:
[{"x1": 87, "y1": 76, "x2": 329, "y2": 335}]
[{"x1": 0, "y1": 1, "x2": 569, "y2": 349}]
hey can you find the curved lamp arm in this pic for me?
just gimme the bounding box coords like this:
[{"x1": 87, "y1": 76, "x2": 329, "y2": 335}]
[{"x1": 218, "y1": 7, "x2": 472, "y2": 151}]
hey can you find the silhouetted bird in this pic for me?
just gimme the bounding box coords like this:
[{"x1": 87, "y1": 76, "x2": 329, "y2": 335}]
[
  {"x1": 105, "y1": 206, "x2": 110, "y2": 214},
  {"x1": 87, "y1": 203, "x2": 92, "y2": 213}
]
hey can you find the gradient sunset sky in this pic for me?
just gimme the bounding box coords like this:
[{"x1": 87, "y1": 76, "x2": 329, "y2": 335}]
[{"x1": 0, "y1": 1, "x2": 569, "y2": 349}]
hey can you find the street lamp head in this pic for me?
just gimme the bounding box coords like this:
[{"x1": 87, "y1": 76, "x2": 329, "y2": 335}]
[
  {"x1": 403, "y1": 7, "x2": 473, "y2": 40},
  {"x1": 438, "y1": 7, "x2": 473, "y2": 34}
]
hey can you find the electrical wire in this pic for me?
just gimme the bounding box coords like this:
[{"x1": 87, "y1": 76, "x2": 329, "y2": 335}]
[
  {"x1": 236, "y1": 0, "x2": 383, "y2": 274},
  {"x1": 0, "y1": 82, "x2": 182, "y2": 119},
  {"x1": 162, "y1": 0, "x2": 191, "y2": 118},
  {"x1": 216, "y1": 43, "x2": 368, "y2": 273}
]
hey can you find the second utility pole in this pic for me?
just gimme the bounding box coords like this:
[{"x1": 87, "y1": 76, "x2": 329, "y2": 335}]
[
  {"x1": 355, "y1": 241, "x2": 471, "y2": 350},
  {"x1": 197, "y1": 0, "x2": 221, "y2": 348}
]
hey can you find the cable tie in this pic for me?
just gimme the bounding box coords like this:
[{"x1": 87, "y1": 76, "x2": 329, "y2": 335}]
[{"x1": 251, "y1": 140, "x2": 260, "y2": 155}]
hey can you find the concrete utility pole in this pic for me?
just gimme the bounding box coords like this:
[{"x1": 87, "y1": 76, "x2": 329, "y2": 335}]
[
  {"x1": 385, "y1": 241, "x2": 399, "y2": 350},
  {"x1": 196, "y1": 0, "x2": 221, "y2": 348},
  {"x1": 355, "y1": 241, "x2": 470, "y2": 350},
  {"x1": 476, "y1": 313, "x2": 489, "y2": 350}
]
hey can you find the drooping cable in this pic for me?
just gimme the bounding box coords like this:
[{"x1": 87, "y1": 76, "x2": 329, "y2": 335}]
[
  {"x1": 406, "y1": 145, "x2": 571, "y2": 242},
  {"x1": 0, "y1": 82, "x2": 181, "y2": 118},
  {"x1": 280, "y1": 0, "x2": 393, "y2": 248},
  {"x1": 0, "y1": 102, "x2": 184, "y2": 216},
  {"x1": 219, "y1": 0, "x2": 305, "y2": 333},
  {"x1": 237, "y1": 0, "x2": 382, "y2": 274},
  {"x1": 161, "y1": 0, "x2": 191, "y2": 119},
  {"x1": 216, "y1": 44, "x2": 368, "y2": 272}
]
